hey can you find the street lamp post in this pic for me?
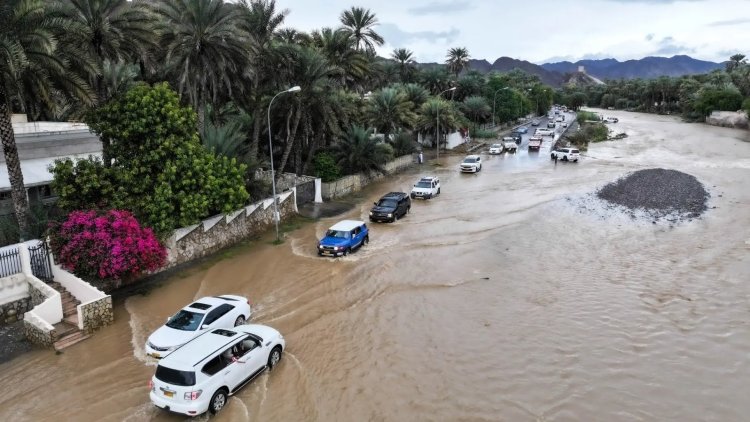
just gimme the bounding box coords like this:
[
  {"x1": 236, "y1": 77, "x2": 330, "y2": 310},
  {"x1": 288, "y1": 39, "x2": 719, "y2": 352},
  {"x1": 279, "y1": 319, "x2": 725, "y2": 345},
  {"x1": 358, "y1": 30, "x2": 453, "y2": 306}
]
[
  {"x1": 267, "y1": 85, "x2": 301, "y2": 242},
  {"x1": 436, "y1": 87, "x2": 456, "y2": 161},
  {"x1": 492, "y1": 87, "x2": 509, "y2": 127}
]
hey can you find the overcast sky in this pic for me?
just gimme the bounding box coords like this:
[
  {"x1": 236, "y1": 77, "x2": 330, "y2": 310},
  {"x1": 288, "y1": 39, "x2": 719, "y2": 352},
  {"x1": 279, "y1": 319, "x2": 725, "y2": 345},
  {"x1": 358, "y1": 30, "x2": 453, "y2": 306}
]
[{"x1": 280, "y1": 0, "x2": 750, "y2": 64}]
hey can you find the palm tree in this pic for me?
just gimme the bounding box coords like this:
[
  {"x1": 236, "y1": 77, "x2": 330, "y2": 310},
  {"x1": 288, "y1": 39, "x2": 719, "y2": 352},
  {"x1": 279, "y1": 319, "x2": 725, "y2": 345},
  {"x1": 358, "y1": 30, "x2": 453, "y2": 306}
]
[
  {"x1": 397, "y1": 83, "x2": 430, "y2": 109},
  {"x1": 236, "y1": 0, "x2": 287, "y2": 160},
  {"x1": 1, "y1": 0, "x2": 93, "y2": 240},
  {"x1": 418, "y1": 67, "x2": 452, "y2": 94},
  {"x1": 365, "y1": 87, "x2": 417, "y2": 145},
  {"x1": 446, "y1": 47, "x2": 470, "y2": 78},
  {"x1": 416, "y1": 98, "x2": 464, "y2": 147},
  {"x1": 392, "y1": 48, "x2": 416, "y2": 82},
  {"x1": 339, "y1": 7, "x2": 384, "y2": 53},
  {"x1": 311, "y1": 27, "x2": 369, "y2": 89},
  {"x1": 330, "y1": 125, "x2": 390, "y2": 175},
  {"x1": 155, "y1": 0, "x2": 250, "y2": 132},
  {"x1": 461, "y1": 96, "x2": 490, "y2": 131},
  {"x1": 726, "y1": 54, "x2": 747, "y2": 72}
]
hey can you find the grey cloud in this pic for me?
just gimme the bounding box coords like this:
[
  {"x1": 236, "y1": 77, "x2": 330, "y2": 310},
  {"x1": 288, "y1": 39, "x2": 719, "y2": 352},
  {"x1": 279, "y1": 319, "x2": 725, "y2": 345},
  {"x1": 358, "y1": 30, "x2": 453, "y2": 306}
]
[
  {"x1": 652, "y1": 36, "x2": 695, "y2": 55},
  {"x1": 408, "y1": 1, "x2": 473, "y2": 15},
  {"x1": 708, "y1": 18, "x2": 750, "y2": 26},
  {"x1": 603, "y1": 0, "x2": 704, "y2": 3},
  {"x1": 379, "y1": 23, "x2": 460, "y2": 46},
  {"x1": 645, "y1": 33, "x2": 655, "y2": 41}
]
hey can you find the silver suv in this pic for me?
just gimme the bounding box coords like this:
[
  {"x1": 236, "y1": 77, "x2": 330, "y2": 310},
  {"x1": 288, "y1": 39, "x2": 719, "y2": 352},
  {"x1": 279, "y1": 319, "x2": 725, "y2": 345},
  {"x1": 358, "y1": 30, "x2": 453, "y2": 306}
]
[{"x1": 551, "y1": 147, "x2": 580, "y2": 162}]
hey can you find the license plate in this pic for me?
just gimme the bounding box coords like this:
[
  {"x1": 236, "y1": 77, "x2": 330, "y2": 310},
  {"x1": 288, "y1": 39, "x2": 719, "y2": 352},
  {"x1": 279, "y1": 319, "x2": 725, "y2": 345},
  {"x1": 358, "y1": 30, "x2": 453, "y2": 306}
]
[
  {"x1": 149, "y1": 353, "x2": 160, "y2": 358},
  {"x1": 163, "y1": 390, "x2": 174, "y2": 398},
  {"x1": 323, "y1": 251, "x2": 333, "y2": 256}
]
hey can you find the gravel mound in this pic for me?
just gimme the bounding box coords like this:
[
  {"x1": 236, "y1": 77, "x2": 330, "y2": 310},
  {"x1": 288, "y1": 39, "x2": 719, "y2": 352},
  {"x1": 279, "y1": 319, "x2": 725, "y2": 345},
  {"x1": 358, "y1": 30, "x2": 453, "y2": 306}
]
[{"x1": 597, "y1": 169, "x2": 709, "y2": 221}]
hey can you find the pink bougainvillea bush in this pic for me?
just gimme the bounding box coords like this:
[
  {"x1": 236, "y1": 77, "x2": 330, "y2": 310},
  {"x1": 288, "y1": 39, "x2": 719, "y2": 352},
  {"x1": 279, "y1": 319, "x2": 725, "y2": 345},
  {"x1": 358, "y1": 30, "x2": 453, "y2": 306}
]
[{"x1": 49, "y1": 210, "x2": 166, "y2": 283}]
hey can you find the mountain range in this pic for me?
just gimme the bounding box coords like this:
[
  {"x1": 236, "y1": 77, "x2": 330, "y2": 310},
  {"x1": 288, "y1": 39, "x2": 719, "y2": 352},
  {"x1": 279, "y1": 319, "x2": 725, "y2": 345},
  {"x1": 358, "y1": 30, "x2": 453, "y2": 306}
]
[{"x1": 420, "y1": 55, "x2": 723, "y2": 87}]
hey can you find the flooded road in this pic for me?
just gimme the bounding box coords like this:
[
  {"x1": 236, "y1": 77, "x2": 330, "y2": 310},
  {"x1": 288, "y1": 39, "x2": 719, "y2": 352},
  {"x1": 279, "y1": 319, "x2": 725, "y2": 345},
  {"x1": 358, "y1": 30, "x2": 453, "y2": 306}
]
[{"x1": 2, "y1": 110, "x2": 749, "y2": 421}]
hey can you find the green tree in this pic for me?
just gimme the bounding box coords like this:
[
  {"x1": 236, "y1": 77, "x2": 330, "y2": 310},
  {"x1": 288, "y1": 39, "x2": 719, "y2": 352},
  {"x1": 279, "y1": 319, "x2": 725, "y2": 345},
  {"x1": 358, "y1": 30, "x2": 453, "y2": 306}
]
[
  {"x1": 1, "y1": 0, "x2": 93, "y2": 240},
  {"x1": 312, "y1": 152, "x2": 341, "y2": 182},
  {"x1": 155, "y1": 0, "x2": 249, "y2": 132},
  {"x1": 78, "y1": 83, "x2": 249, "y2": 235},
  {"x1": 392, "y1": 48, "x2": 416, "y2": 82},
  {"x1": 416, "y1": 98, "x2": 465, "y2": 148},
  {"x1": 366, "y1": 87, "x2": 417, "y2": 144},
  {"x1": 331, "y1": 125, "x2": 390, "y2": 175},
  {"x1": 339, "y1": 7, "x2": 383, "y2": 53},
  {"x1": 461, "y1": 96, "x2": 490, "y2": 129},
  {"x1": 693, "y1": 86, "x2": 744, "y2": 117},
  {"x1": 445, "y1": 47, "x2": 470, "y2": 78}
]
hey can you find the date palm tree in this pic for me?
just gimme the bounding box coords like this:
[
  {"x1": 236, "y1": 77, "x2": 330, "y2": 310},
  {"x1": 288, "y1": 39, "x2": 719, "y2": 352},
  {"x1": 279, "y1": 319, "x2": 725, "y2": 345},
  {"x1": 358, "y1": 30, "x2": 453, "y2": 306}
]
[
  {"x1": 311, "y1": 27, "x2": 368, "y2": 89},
  {"x1": 366, "y1": 87, "x2": 417, "y2": 145},
  {"x1": 391, "y1": 48, "x2": 416, "y2": 82},
  {"x1": 155, "y1": 0, "x2": 250, "y2": 132},
  {"x1": 330, "y1": 125, "x2": 389, "y2": 175},
  {"x1": 1, "y1": 0, "x2": 93, "y2": 240},
  {"x1": 446, "y1": 47, "x2": 470, "y2": 78},
  {"x1": 339, "y1": 7, "x2": 383, "y2": 53},
  {"x1": 461, "y1": 96, "x2": 490, "y2": 132}
]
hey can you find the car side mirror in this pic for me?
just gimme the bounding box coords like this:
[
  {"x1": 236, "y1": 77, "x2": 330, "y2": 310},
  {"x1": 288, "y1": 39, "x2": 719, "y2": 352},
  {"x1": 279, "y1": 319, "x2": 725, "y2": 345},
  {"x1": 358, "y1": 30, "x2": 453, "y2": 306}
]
[
  {"x1": 373, "y1": 202, "x2": 378, "y2": 206},
  {"x1": 201, "y1": 324, "x2": 209, "y2": 330}
]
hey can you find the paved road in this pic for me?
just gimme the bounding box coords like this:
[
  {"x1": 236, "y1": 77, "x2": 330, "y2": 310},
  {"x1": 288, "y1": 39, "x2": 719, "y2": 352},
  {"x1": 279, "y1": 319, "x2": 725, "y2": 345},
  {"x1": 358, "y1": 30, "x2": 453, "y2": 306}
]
[{"x1": 487, "y1": 109, "x2": 576, "y2": 160}]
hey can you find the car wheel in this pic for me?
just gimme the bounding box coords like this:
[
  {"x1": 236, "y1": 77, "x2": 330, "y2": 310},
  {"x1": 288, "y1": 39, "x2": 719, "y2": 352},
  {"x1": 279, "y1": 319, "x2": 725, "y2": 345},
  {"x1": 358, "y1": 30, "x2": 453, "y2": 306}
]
[
  {"x1": 407, "y1": 206, "x2": 411, "y2": 214},
  {"x1": 342, "y1": 248, "x2": 349, "y2": 256},
  {"x1": 410, "y1": 194, "x2": 415, "y2": 199},
  {"x1": 437, "y1": 188, "x2": 441, "y2": 194},
  {"x1": 562, "y1": 156, "x2": 568, "y2": 162},
  {"x1": 574, "y1": 159, "x2": 579, "y2": 163},
  {"x1": 209, "y1": 389, "x2": 228, "y2": 415},
  {"x1": 234, "y1": 315, "x2": 246, "y2": 326},
  {"x1": 317, "y1": 251, "x2": 323, "y2": 256},
  {"x1": 364, "y1": 235, "x2": 369, "y2": 245},
  {"x1": 551, "y1": 154, "x2": 555, "y2": 160},
  {"x1": 268, "y1": 346, "x2": 282, "y2": 370},
  {"x1": 394, "y1": 213, "x2": 399, "y2": 222}
]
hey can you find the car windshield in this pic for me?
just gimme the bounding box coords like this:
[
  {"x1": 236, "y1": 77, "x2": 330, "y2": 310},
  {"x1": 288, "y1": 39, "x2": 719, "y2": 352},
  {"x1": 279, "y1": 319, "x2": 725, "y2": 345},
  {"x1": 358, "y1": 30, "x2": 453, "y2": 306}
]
[
  {"x1": 377, "y1": 199, "x2": 398, "y2": 207},
  {"x1": 166, "y1": 310, "x2": 204, "y2": 331},
  {"x1": 416, "y1": 181, "x2": 431, "y2": 188},
  {"x1": 463, "y1": 157, "x2": 477, "y2": 163},
  {"x1": 572, "y1": 149, "x2": 580, "y2": 153},
  {"x1": 155, "y1": 366, "x2": 196, "y2": 387},
  {"x1": 491, "y1": 144, "x2": 501, "y2": 148},
  {"x1": 325, "y1": 230, "x2": 348, "y2": 239}
]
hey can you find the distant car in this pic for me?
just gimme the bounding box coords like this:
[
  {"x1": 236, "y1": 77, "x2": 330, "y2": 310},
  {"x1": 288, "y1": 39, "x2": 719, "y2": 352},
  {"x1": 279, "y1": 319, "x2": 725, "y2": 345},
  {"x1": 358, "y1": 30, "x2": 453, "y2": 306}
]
[
  {"x1": 318, "y1": 220, "x2": 369, "y2": 257},
  {"x1": 531, "y1": 120, "x2": 540, "y2": 126},
  {"x1": 555, "y1": 117, "x2": 563, "y2": 122},
  {"x1": 551, "y1": 147, "x2": 580, "y2": 162},
  {"x1": 410, "y1": 176, "x2": 440, "y2": 199},
  {"x1": 146, "y1": 296, "x2": 252, "y2": 359},
  {"x1": 605, "y1": 117, "x2": 619, "y2": 123},
  {"x1": 503, "y1": 139, "x2": 518, "y2": 153},
  {"x1": 149, "y1": 324, "x2": 285, "y2": 417},
  {"x1": 460, "y1": 155, "x2": 482, "y2": 173},
  {"x1": 535, "y1": 128, "x2": 555, "y2": 137},
  {"x1": 547, "y1": 121, "x2": 556, "y2": 128},
  {"x1": 508, "y1": 134, "x2": 522, "y2": 144},
  {"x1": 528, "y1": 136, "x2": 543, "y2": 151},
  {"x1": 562, "y1": 122, "x2": 568, "y2": 128},
  {"x1": 369, "y1": 192, "x2": 410, "y2": 223},
  {"x1": 489, "y1": 143, "x2": 504, "y2": 154},
  {"x1": 515, "y1": 126, "x2": 528, "y2": 134}
]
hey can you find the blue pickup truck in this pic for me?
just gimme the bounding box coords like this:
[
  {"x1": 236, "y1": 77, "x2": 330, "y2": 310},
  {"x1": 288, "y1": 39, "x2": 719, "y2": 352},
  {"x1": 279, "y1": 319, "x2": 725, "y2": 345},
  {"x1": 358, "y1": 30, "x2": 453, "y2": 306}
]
[{"x1": 317, "y1": 220, "x2": 369, "y2": 257}]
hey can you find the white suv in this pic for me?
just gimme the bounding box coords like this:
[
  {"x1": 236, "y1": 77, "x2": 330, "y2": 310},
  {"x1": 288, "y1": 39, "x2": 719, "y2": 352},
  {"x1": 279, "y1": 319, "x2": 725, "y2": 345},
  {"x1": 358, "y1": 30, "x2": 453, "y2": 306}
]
[
  {"x1": 460, "y1": 155, "x2": 482, "y2": 173},
  {"x1": 149, "y1": 324, "x2": 285, "y2": 417},
  {"x1": 488, "y1": 143, "x2": 504, "y2": 154},
  {"x1": 551, "y1": 147, "x2": 580, "y2": 162},
  {"x1": 410, "y1": 176, "x2": 440, "y2": 199}
]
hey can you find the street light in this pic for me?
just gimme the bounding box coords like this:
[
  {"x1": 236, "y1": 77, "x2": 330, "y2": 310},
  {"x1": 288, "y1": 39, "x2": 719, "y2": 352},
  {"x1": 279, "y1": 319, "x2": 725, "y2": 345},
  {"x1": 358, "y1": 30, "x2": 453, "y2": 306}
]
[
  {"x1": 492, "y1": 87, "x2": 510, "y2": 127},
  {"x1": 267, "y1": 85, "x2": 301, "y2": 242},
  {"x1": 436, "y1": 87, "x2": 456, "y2": 161}
]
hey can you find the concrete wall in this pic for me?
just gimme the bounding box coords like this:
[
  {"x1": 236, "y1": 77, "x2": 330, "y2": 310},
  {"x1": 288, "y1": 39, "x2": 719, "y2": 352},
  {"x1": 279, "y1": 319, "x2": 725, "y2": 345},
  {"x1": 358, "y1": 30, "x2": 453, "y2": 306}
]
[
  {"x1": 162, "y1": 190, "x2": 298, "y2": 268},
  {"x1": 0, "y1": 273, "x2": 28, "y2": 306},
  {"x1": 706, "y1": 111, "x2": 749, "y2": 129},
  {"x1": 321, "y1": 155, "x2": 414, "y2": 200},
  {"x1": 51, "y1": 263, "x2": 106, "y2": 304},
  {"x1": 26, "y1": 276, "x2": 62, "y2": 324}
]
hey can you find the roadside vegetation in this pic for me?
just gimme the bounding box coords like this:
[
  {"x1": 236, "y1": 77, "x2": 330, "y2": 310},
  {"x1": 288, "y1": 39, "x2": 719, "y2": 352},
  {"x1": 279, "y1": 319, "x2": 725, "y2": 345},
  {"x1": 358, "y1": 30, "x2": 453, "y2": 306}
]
[
  {"x1": 557, "y1": 54, "x2": 750, "y2": 121},
  {"x1": 1, "y1": 0, "x2": 555, "y2": 249}
]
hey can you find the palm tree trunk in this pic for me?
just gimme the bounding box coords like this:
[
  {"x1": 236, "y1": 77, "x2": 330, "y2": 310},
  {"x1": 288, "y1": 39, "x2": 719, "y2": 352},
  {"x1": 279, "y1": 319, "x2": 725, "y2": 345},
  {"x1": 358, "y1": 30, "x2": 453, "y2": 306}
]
[
  {"x1": 0, "y1": 87, "x2": 30, "y2": 240},
  {"x1": 249, "y1": 102, "x2": 263, "y2": 160},
  {"x1": 301, "y1": 130, "x2": 322, "y2": 176},
  {"x1": 277, "y1": 106, "x2": 302, "y2": 179}
]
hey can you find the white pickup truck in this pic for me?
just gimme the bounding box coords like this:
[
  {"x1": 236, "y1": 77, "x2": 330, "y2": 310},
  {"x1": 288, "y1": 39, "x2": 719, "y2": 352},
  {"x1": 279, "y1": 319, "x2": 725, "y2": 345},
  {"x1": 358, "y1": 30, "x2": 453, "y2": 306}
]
[
  {"x1": 535, "y1": 128, "x2": 555, "y2": 137},
  {"x1": 503, "y1": 138, "x2": 518, "y2": 153}
]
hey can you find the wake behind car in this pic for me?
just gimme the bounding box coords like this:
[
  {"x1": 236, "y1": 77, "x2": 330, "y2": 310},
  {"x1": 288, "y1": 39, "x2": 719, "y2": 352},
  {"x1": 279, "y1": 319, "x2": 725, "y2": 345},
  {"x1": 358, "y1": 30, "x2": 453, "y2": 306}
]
[
  {"x1": 149, "y1": 324, "x2": 285, "y2": 417},
  {"x1": 146, "y1": 296, "x2": 252, "y2": 359},
  {"x1": 411, "y1": 176, "x2": 440, "y2": 199},
  {"x1": 460, "y1": 155, "x2": 482, "y2": 173},
  {"x1": 369, "y1": 192, "x2": 410, "y2": 222},
  {"x1": 318, "y1": 220, "x2": 369, "y2": 257},
  {"x1": 489, "y1": 143, "x2": 504, "y2": 154}
]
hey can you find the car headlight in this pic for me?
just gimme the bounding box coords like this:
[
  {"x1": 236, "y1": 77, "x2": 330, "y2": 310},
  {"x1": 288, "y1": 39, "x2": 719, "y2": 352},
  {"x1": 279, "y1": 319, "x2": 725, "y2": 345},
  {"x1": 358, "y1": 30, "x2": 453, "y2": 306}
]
[
  {"x1": 369, "y1": 211, "x2": 373, "y2": 216},
  {"x1": 387, "y1": 213, "x2": 392, "y2": 218},
  {"x1": 333, "y1": 246, "x2": 339, "y2": 251},
  {"x1": 318, "y1": 244, "x2": 322, "y2": 249}
]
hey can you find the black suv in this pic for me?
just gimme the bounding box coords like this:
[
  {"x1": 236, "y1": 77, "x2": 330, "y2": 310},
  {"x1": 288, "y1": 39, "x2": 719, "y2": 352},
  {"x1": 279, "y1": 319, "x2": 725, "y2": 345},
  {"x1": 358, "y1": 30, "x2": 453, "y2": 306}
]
[{"x1": 369, "y1": 192, "x2": 411, "y2": 223}]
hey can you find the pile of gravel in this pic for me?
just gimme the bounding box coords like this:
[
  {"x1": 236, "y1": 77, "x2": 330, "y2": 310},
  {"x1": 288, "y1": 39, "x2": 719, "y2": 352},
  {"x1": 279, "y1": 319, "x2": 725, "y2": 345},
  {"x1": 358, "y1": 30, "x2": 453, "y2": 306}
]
[{"x1": 596, "y1": 168, "x2": 709, "y2": 221}]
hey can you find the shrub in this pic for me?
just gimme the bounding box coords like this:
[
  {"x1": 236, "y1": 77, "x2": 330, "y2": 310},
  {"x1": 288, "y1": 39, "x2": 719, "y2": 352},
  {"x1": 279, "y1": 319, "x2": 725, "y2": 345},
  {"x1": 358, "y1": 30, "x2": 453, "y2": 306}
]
[
  {"x1": 470, "y1": 128, "x2": 497, "y2": 139},
  {"x1": 313, "y1": 152, "x2": 342, "y2": 182},
  {"x1": 49, "y1": 210, "x2": 166, "y2": 282},
  {"x1": 577, "y1": 111, "x2": 600, "y2": 122},
  {"x1": 390, "y1": 132, "x2": 416, "y2": 156}
]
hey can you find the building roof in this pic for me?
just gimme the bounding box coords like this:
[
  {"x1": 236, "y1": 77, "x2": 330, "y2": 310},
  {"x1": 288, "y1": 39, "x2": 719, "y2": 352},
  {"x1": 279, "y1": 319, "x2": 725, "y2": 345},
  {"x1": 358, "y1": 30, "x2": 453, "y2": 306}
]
[
  {"x1": 0, "y1": 152, "x2": 101, "y2": 190},
  {"x1": 329, "y1": 220, "x2": 365, "y2": 231}
]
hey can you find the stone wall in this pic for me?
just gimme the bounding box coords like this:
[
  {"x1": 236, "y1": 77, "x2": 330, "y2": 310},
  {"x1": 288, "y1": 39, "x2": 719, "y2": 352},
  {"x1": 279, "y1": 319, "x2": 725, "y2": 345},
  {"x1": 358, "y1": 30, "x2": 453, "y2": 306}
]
[
  {"x1": 28, "y1": 281, "x2": 46, "y2": 307},
  {"x1": 80, "y1": 296, "x2": 114, "y2": 333},
  {"x1": 321, "y1": 155, "x2": 414, "y2": 200},
  {"x1": 0, "y1": 297, "x2": 31, "y2": 325},
  {"x1": 706, "y1": 111, "x2": 749, "y2": 129},
  {"x1": 23, "y1": 318, "x2": 53, "y2": 347},
  {"x1": 163, "y1": 190, "x2": 297, "y2": 268}
]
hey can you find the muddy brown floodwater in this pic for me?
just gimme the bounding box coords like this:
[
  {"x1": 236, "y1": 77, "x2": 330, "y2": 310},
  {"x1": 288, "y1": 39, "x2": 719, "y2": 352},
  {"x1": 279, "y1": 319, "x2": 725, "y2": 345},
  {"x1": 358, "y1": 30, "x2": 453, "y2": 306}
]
[{"x1": 1, "y1": 110, "x2": 750, "y2": 422}]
